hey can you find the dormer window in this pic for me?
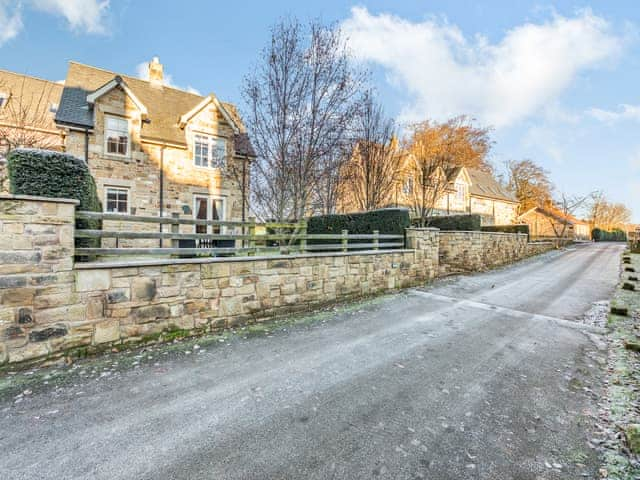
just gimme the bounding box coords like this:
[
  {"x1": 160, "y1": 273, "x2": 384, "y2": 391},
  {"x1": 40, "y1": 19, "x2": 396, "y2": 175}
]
[
  {"x1": 105, "y1": 115, "x2": 129, "y2": 156},
  {"x1": 194, "y1": 134, "x2": 226, "y2": 169},
  {"x1": 0, "y1": 93, "x2": 7, "y2": 108}
]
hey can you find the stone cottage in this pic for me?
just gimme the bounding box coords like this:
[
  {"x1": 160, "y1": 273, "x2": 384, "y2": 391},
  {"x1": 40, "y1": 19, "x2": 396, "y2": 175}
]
[
  {"x1": 0, "y1": 58, "x2": 255, "y2": 245},
  {"x1": 394, "y1": 161, "x2": 519, "y2": 225},
  {"x1": 518, "y1": 206, "x2": 591, "y2": 240}
]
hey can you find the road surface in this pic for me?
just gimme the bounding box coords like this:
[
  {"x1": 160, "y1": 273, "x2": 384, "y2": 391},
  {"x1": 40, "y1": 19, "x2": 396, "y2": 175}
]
[{"x1": 0, "y1": 242, "x2": 624, "y2": 479}]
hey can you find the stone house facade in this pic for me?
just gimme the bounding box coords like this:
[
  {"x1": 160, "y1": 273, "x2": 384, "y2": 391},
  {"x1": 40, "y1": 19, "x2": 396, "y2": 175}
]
[
  {"x1": 0, "y1": 59, "x2": 255, "y2": 246},
  {"x1": 394, "y1": 159, "x2": 519, "y2": 225}
]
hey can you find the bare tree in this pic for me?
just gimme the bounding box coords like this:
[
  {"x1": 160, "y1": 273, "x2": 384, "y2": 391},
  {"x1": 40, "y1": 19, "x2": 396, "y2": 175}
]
[
  {"x1": 505, "y1": 159, "x2": 554, "y2": 214},
  {"x1": 548, "y1": 192, "x2": 591, "y2": 240},
  {"x1": 243, "y1": 18, "x2": 364, "y2": 222},
  {"x1": 337, "y1": 90, "x2": 399, "y2": 212},
  {"x1": 403, "y1": 122, "x2": 460, "y2": 227},
  {"x1": 588, "y1": 191, "x2": 631, "y2": 231},
  {"x1": 0, "y1": 77, "x2": 62, "y2": 153}
]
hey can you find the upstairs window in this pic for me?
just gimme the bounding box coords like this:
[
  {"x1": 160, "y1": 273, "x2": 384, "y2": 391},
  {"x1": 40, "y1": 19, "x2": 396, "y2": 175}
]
[
  {"x1": 402, "y1": 177, "x2": 414, "y2": 195},
  {"x1": 105, "y1": 187, "x2": 129, "y2": 213},
  {"x1": 105, "y1": 115, "x2": 129, "y2": 156},
  {"x1": 0, "y1": 93, "x2": 7, "y2": 109},
  {"x1": 194, "y1": 134, "x2": 226, "y2": 168},
  {"x1": 455, "y1": 181, "x2": 467, "y2": 202}
]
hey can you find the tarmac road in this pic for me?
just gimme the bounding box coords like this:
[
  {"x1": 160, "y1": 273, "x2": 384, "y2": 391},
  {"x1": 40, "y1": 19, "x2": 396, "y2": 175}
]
[{"x1": 0, "y1": 242, "x2": 624, "y2": 479}]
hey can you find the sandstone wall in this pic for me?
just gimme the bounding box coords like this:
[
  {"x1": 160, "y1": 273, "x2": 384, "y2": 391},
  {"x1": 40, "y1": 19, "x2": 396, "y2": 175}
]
[
  {"x1": 0, "y1": 199, "x2": 439, "y2": 366},
  {"x1": 0, "y1": 196, "x2": 557, "y2": 367},
  {"x1": 0, "y1": 195, "x2": 79, "y2": 364},
  {"x1": 438, "y1": 231, "x2": 551, "y2": 275}
]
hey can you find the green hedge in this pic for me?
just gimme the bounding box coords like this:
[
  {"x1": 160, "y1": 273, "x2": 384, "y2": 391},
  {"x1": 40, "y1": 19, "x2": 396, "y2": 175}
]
[
  {"x1": 307, "y1": 209, "x2": 410, "y2": 247},
  {"x1": 481, "y1": 224, "x2": 530, "y2": 236},
  {"x1": 592, "y1": 228, "x2": 627, "y2": 242},
  {"x1": 7, "y1": 149, "x2": 102, "y2": 248},
  {"x1": 420, "y1": 214, "x2": 481, "y2": 231}
]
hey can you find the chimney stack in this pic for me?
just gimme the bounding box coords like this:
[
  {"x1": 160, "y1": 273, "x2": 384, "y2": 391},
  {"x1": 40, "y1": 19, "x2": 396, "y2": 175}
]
[{"x1": 148, "y1": 57, "x2": 163, "y2": 87}]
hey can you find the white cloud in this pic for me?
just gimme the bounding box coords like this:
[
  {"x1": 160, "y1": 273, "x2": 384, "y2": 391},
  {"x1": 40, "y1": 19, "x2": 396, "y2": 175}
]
[
  {"x1": 30, "y1": 0, "x2": 109, "y2": 34},
  {"x1": 0, "y1": 0, "x2": 108, "y2": 47},
  {"x1": 342, "y1": 7, "x2": 624, "y2": 128},
  {"x1": 0, "y1": 1, "x2": 23, "y2": 46},
  {"x1": 587, "y1": 104, "x2": 640, "y2": 123},
  {"x1": 135, "y1": 61, "x2": 201, "y2": 95}
]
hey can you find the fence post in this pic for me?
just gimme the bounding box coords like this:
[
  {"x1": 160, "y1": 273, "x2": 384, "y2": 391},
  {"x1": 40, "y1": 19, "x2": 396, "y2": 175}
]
[
  {"x1": 373, "y1": 230, "x2": 379, "y2": 250},
  {"x1": 171, "y1": 212, "x2": 180, "y2": 249},
  {"x1": 248, "y1": 217, "x2": 256, "y2": 255},
  {"x1": 299, "y1": 219, "x2": 307, "y2": 253},
  {"x1": 341, "y1": 229, "x2": 348, "y2": 252}
]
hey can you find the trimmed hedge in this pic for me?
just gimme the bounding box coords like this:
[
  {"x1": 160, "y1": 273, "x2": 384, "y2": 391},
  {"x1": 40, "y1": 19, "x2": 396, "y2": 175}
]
[
  {"x1": 7, "y1": 149, "x2": 102, "y2": 248},
  {"x1": 592, "y1": 228, "x2": 627, "y2": 242},
  {"x1": 481, "y1": 224, "x2": 530, "y2": 236},
  {"x1": 307, "y1": 209, "x2": 410, "y2": 247},
  {"x1": 421, "y1": 214, "x2": 481, "y2": 231}
]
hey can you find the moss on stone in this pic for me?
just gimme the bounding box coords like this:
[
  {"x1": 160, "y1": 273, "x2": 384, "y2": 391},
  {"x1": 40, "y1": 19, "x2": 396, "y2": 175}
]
[{"x1": 626, "y1": 425, "x2": 640, "y2": 454}]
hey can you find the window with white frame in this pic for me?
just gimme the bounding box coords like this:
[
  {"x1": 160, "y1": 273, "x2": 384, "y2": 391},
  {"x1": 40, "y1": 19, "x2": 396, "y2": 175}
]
[
  {"x1": 194, "y1": 195, "x2": 225, "y2": 234},
  {"x1": 104, "y1": 115, "x2": 129, "y2": 156},
  {"x1": 193, "y1": 134, "x2": 226, "y2": 168},
  {"x1": 105, "y1": 187, "x2": 129, "y2": 213},
  {"x1": 402, "y1": 177, "x2": 414, "y2": 195},
  {"x1": 455, "y1": 181, "x2": 467, "y2": 203}
]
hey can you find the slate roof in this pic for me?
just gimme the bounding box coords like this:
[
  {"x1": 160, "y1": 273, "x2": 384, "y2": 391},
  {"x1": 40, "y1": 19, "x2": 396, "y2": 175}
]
[
  {"x1": 0, "y1": 69, "x2": 64, "y2": 132},
  {"x1": 467, "y1": 168, "x2": 517, "y2": 203},
  {"x1": 55, "y1": 62, "x2": 255, "y2": 157}
]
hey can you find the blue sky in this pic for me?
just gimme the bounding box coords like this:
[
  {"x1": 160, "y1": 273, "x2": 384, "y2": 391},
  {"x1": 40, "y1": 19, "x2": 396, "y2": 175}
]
[{"x1": 1, "y1": 0, "x2": 638, "y2": 221}]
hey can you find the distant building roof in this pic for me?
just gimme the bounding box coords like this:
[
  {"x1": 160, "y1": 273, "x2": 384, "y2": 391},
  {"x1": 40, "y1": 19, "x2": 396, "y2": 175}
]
[
  {"x1": 0, "y1": 69, "x2": 63, "y2": 133},
  {"x1": 518, "y1": 206, "x2": 589, "y2": 226},
  {"x1": 466, "y1": 168, "x2": 517, "y2": 203},
  {"x1": 55, "y1": 62, "x2": 255, "y2": 157}
]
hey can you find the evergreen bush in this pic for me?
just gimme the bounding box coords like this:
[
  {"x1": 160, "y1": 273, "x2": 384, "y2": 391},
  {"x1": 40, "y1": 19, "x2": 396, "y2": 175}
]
[
  {"x1": 307, "y1": 208, "x2": 410, "y2": 248},
  {"x1": 420, "y1": 214, "x2": 481, "y2": 231}
]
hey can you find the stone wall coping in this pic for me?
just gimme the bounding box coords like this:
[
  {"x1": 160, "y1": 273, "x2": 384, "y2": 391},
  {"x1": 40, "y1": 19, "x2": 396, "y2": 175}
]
[
  {"x1": 406, "y1": 227, "x2": 440, "y2": 231},
  {"x1": 0, "y1": 194, "x2": 80, "y2": 205},
  {"x1": 439, "y1": 230, "x2": 528, "y2": 236},
  {"x1": 74, "y1": 249, "x2": 415, "y2": 270}
]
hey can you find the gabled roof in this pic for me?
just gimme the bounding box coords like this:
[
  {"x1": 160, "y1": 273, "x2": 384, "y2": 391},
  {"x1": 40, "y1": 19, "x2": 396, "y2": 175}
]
[
  {"x1": 518, "y1": 206, "x2": 588, "y2": 226},
  {"x1": 467, "y1": 168, "x2": 517, "y2": 203},
  {"x1": 178, "y1": 94, "x2": 240, "y2": 133},
  {"x1": 0, "y1": 69, "x2": 63, "y2": 133},
  {"x1": 55, "y1": 62, "x2": 255, "y2": 156},
  {"x1": 86, "y1": 76, "x2": 148, "y2": 116}
]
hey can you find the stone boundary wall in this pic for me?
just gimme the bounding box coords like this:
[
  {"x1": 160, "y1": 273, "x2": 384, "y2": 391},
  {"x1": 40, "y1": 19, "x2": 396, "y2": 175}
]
[
  {"x1": 438, "y1": 231, "x2": 554, "y2": 276},
  {"x1": 0, "y1": 195, "x2": 556, "y2": 366},
  {"x1": 0, "y1": 194, "x2": 440, "y2": 365},
  {"x1": 0, "y1": 195, "x2": 79, "y2": 363}
]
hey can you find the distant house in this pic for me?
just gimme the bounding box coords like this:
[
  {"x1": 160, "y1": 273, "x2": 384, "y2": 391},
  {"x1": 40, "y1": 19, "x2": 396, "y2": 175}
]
[
  {"x1": 518, "y1": 206, "x2": 590, "y2": 240},
  {"x1": 0, "y1": 69, "x2": 64, "y2": 156},
  {"x1": 0, "y1": 58, "x2": 256, "y2": 246},
  {"x1": 393, "y1": 161, "x2": 519, "y2": 225}
]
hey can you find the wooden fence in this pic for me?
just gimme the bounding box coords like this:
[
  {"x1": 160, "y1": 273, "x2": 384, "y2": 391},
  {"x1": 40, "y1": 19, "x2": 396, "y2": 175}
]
[{"x1": 74, "y1": 211, "x2": 406, "y2": 260}]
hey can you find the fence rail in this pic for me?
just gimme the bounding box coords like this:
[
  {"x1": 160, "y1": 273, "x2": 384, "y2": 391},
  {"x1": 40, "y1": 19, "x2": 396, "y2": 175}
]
[{"x1": 74, "y1": 211, "x2": 405, "y2": 259}]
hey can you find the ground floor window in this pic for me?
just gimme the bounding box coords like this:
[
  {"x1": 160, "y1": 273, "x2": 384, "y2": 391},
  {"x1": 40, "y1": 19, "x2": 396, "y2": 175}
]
[
  {"x1": 105, "y1": 187, "x2": 129, "y2": 213},
  {"x1": 194, "y1": 195, "x2": 225, "y2": 234}
]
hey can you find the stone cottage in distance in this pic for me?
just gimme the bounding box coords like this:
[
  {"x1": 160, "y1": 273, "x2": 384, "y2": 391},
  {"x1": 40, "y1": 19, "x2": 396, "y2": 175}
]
[{"x1": 1, "y1": 58, "x2": 255, "y2": 244}]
